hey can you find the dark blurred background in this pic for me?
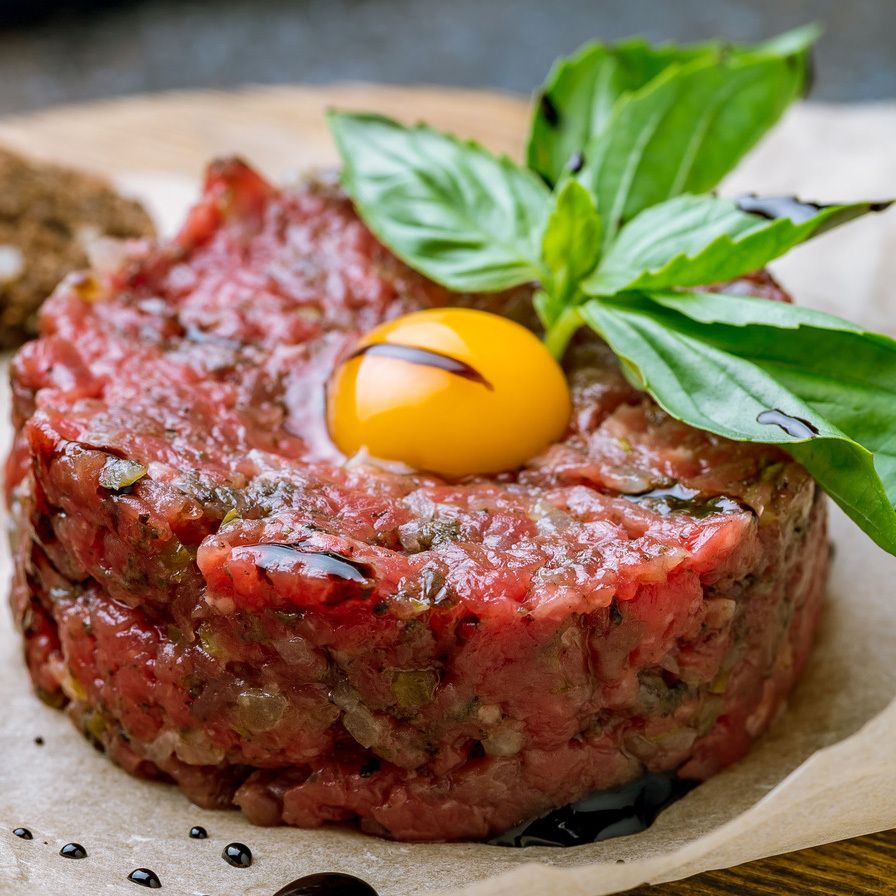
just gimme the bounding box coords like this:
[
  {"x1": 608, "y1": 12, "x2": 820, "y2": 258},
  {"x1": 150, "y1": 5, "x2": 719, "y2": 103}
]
[{"x1": 0, "y1": 0, "x2": 893, "y2": 116}]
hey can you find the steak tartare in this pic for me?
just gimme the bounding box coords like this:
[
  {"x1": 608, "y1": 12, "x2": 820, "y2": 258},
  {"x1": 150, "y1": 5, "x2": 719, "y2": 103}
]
[{"x1": 6, "y1": 159, "x2": 827, "y2": 842}]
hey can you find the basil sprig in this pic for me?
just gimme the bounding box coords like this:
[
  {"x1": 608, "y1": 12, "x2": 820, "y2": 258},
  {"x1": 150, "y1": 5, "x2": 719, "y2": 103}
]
[{"x1": 327, "y1": 27, "x2": 896, "y2": 555}]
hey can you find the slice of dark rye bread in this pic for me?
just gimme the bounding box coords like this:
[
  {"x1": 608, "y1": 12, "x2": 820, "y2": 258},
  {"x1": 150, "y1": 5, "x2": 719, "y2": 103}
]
[{"x1": 0, "y1": 145, "x2": 155, "y2": 349}]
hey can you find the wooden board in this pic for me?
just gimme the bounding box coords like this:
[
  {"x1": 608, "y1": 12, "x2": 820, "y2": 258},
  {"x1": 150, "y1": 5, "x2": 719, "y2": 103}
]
[
  {"x1": 1, "y1": 84, "x2": 893, "y2": 896},
  {"x1": 0, "y1": 85, "x2": 530, "y2": 178}
]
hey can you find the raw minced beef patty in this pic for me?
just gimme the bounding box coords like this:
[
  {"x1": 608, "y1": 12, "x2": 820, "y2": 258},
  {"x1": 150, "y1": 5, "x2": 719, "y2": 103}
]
[{"x1": 5, "y1": 159, "x2": 828, "y2": 842}]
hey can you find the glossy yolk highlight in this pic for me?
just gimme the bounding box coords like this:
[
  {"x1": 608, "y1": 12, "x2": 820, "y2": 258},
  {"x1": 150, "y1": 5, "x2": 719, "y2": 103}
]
[{"x1": 328, "y1": 308, "x2": 572, "y2": 477}]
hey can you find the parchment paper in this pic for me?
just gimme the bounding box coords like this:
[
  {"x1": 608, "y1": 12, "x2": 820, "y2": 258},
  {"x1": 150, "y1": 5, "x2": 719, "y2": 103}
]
[{"x1": 2, "y1": 101, "x2": 896, "y2": 896}]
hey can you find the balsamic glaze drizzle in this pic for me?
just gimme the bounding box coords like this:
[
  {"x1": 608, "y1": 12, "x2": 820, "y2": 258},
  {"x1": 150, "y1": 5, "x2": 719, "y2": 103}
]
[
  {"x1": 248, "y1": 545, "x2": 372, "y2": 583},
  {"x1": 272, "y1": 873, "x2": 380, "y2": 896},
  {"x1": 348, "y1": 342, "x2": 493, "y2": 391},
  {"x1": 59, "y1": 842, "x2": 88, "y2": 859},
  {"x1": 626, "y1": 483, "x2": 743, "y2": 518},
  {"x1": 736, "y1": 194, "x2": 893, "y2": 225},
  {"x1": 736, "y1": 194, "x2": 829, "y2": 224},
  {"x1": 491, "y1": 773, "x2": 697, "y2": 848},
  {"x1": 222, "y1": 842, "x2": 253, "y2": 868},
  {"x1": 128, "y1": 868, "x2": 162, "y2": 889},
  {"x1": 757, "y1": 408, "x2": 819, "y2": 439}
]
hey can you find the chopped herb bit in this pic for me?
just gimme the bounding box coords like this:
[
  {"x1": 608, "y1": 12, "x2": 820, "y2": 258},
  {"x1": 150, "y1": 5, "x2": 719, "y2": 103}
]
[{"x1": 391, "y1": 669, "x2": 439, "y2": 709}]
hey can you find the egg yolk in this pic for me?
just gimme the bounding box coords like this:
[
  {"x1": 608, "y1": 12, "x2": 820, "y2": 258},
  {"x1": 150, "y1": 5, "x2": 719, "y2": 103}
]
[{"x1": 327, "y1": 307, "x2": 572, "y2": 477}]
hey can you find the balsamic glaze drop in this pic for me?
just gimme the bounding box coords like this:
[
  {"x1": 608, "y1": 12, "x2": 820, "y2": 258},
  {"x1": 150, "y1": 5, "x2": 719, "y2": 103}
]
[
  {"x1": 128, "y1": 868, "x2": 162, "y2": 889},
  {"x1": 222, "y1": 842, "x2": 253, "y2": 868},
  {"x1": 348, "y1": 342, "x2": 493, "y2": 390},
  {"x1": 757, "y1": 408, "x2": 819, "y2": 439},
  {"x1": 567, "y1": 150, "x2": 585, "y2": 174},
  {"x1": 13, "y1": 828, "x2": 32, "y2": 840},
  {"x1": 60, "y1": 842, "x2": 88, "y2": 859},
  {"x1": 491, "y1": 773, "x2": 697, "y2": 848},
  {"x1": 539, "y1": 93, "x2": 560, "y2": 127},
  {"x1": 189, "y1": 825, "x2": 208, "y2": 839},
  {"x1": 34, "y1": 736, "x2": 45, "y2": 746},
  {"x1": 273, "y1": 872, "x2": 379, "y2": 896}
]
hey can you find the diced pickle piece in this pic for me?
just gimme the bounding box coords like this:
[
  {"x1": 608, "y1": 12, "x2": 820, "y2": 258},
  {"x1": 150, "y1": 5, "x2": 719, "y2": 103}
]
[{"x1": 98, "y1": 457, "x2": 147, "y2": 492}]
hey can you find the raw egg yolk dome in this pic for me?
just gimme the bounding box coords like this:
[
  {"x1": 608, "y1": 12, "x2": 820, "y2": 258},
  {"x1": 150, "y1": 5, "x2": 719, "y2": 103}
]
[{"x1": 328, "y1": 308, "x2": 571, "y2": 477}]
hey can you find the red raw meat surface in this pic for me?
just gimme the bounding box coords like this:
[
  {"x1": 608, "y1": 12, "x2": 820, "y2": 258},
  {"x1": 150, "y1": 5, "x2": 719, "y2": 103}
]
[{"x1": 6, "y1": 160, "x2": 827, "y2": 841}]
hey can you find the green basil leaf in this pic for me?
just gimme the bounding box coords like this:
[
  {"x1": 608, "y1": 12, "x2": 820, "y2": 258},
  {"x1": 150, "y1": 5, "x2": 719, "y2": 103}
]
[
  {"x1": 580, "y1": 291, "x2": 896, "y2": 554},
  {"x1": 528, "y1": 26, "x2": 818, "y2": 188},
  {"x1": 328, "y1": 111, "x2": 550, "y2": 292},
  {"x1": 578, "y1": 52, "x2": 809, "y2": 247},
  {"x1": 585, "y1": 194, "x2": 890, "y2": 295},
  {"x1": 538, "y1": 179, "x2": 602, "y2": 326}
]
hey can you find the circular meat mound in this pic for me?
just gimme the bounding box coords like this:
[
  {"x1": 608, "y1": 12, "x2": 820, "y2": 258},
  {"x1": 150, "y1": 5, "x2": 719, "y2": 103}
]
[{"x1": 5, "y1": 159, "x2": 828, "y2": 842}]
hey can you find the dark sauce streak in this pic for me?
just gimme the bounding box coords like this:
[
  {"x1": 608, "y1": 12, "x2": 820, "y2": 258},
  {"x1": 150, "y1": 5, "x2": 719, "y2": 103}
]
[
  {"x1": 491, "y1": 773, "x2": 698, "y2": 848},
  {"x1": 128, "y1": 869, "x2": 162, "y2": 889},
  {"x1": 736, "y1": 194, "x2": 827, "y2": 224},
  {"x1": 567, "y1": 150, "x2": 585, "y2": 174},
  {"x1": 273, "y1": 873, "x2": 379, "y2": 896},
  {"x1": 349, "y1": 343, "x2": 493, "y2": 391},
  {"x1": 250, "y1": 545, "x2": 372, "y2": 583},
  {"x1": 539, "y1": 93, "x2": 560, "y2": 127},
  {"x1": 189, "y1": 825, "x2": 208, "y2": 839},
  {"x1": 60, "y1": 842, "x2": 88, "y2": 859},
  {"x1": 757, "y1": 408, "x2": 819, "y2": 440},
  {"x1": 13, "y1": 828, "x2": 32, "y2": 840},
  {"x1": 222, "y1": 842, "x2": 253, "y2": 868},
  {"x1": 631, "y1": 482, "x2": 700, "y2": 502},
  {"x1": 625, "y1": 483, "x2": 744, "y2": 518},
  {"x1": 736, "y1": 194, "x2": 893, "y2": 225}
]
